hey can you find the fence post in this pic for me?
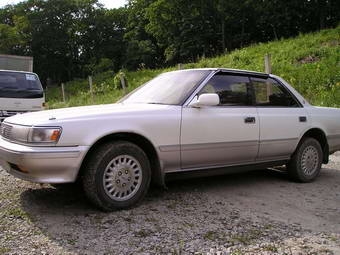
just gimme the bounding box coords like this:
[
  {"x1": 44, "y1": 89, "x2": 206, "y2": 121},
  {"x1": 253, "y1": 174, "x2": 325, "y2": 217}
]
[
  {"x1": 120, "y1": 75, "x2": 127, "y2": 95},
  {"x1": 178, "y1": 63, "x2": 183, "y2": 70},
  {"x1": 264, "y1": 54, "x2": 272, "y2": 100},
  {"x1": 61, "y1": 83, "x2": 65, "y2": 102},
  {"x1": 264, "y1": 54, "x2": 272, "y2": 74},
  {"x1": 89, "y1": 76, "x2": 94, "y2": 103}
]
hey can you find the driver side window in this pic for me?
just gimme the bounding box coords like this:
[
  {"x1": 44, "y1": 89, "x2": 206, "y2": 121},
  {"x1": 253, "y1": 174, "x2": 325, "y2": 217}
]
[{"x1": 199, "y1": 74, "x2": 251, "y2": 106}]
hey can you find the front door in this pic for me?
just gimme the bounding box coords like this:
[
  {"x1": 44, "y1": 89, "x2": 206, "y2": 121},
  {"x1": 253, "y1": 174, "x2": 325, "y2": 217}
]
[{"x1": 180, "y1": 73, "x2": 259, "y2": 169}]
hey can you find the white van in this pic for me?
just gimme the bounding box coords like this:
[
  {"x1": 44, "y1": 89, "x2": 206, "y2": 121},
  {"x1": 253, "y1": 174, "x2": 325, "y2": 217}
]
[{"x1": 0, "y1": 70, "x2": 45, "y2": 121}]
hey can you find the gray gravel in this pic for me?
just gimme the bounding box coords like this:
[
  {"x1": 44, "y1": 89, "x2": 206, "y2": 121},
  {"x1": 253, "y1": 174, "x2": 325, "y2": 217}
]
[{"x1": 1, "y1": 153, "x2": 340, "y2": 254}]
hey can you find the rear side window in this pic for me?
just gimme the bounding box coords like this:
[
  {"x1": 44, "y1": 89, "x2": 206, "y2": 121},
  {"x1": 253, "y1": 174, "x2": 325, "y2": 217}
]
[
  {"x1": 251, "y1": 77, "x2": 300, "y2": 107},
  {"x1": 199, "y1": 74, "x2": 252, "y2": 106}
]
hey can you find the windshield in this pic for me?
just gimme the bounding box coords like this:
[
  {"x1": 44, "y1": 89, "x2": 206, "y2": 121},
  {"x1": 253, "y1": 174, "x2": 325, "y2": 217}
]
[
  {"x1": 122, "y1": 70, "x2": 210, "y2": 105},
  {"x1": 0, "y1": 71, "x2": 43, "y2": 98}
]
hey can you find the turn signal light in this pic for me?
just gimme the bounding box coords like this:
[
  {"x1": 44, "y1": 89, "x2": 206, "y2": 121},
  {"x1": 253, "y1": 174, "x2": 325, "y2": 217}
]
[{"x1": 50, "y1": 130, "x2": 61, "y2": 141}]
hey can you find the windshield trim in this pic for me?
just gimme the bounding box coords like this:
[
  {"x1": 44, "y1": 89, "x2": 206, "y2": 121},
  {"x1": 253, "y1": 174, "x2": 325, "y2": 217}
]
[
  {"x1": 182, "y1": 70, "x2": 218, "y2": 106},
  {"x1": 177, "y1": 70, "x2": 213, "y2": 106}
]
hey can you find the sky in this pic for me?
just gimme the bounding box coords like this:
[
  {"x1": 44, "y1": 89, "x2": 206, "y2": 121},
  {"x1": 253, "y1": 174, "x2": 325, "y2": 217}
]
[
  {"x1": 100, "y1": 0, "x2": 127, "y2": 9},
  {"x1": 0, "y1": 0, "x2": 127, "y2": 9}
]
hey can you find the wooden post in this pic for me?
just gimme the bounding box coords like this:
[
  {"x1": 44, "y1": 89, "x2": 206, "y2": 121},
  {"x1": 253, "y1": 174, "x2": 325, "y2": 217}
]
[
  {"x1": 61, "y1": 83, "x2": 65, "y2": 102},
  {"x1": 89, "y1": 76, "x2": 94, "y2": 103},
  {"x1": 120, "y1": 75, "x2": 127, "y2": 95},
  {"x1": 178, "y1": 63, "x2": 183, "y2": 70},
  {"x1": 264, "y1": 54, "x2": 272, "y2": 100},
  {"x1": 264, "y1": 54, "x2": 272, "y2": 74}
]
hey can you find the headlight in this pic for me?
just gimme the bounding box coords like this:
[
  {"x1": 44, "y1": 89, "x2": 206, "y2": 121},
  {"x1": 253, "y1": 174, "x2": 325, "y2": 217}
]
[
  {"x1": 28, "y1": 127, "x2": 62, "y2": 143},
  {"x1": 0, "y1": 123, "x2": 62, "y2": 145}
]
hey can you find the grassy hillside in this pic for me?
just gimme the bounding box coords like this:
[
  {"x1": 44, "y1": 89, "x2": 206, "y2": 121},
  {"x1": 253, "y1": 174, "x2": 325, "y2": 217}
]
[{"x1": 46, "y1": 26, "x2": 340, "y2": 109}]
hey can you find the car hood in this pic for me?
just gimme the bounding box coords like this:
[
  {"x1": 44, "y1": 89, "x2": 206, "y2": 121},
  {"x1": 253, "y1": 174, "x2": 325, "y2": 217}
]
[{"x1": 4, "y1": 103, "x2": 175, "y2": 126}]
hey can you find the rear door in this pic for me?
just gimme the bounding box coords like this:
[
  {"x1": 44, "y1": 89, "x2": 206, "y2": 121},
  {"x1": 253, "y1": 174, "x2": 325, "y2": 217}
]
[
  {"x1": 251, "y1": 77, "x2": 309, "y2": 161},
  {"x1": 180, "y1": 73, "x2": 259, "y2": 169}
]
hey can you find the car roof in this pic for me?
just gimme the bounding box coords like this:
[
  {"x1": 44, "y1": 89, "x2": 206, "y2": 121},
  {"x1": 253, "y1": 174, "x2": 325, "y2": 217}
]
[{"x1": 172, "y1": 68, "x2": 269, "y2": 78}]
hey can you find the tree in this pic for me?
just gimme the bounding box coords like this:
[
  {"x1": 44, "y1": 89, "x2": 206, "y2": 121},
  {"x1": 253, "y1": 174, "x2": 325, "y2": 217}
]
[
  {"x1": 0, "y1": 9, "x2": 31, "y2": 54},
  {"x1": 145, "y1": 0, "x2": 220, "y2": 64},
  {"x1": 77, "y1": 7, "x2": 128, "y2": 75},
  {"x1": 124, "y1": 0, "x2": 162, "y2": 70},
  {"x1": 1, "y1": 0, "x2": 339, "y2": 83}
]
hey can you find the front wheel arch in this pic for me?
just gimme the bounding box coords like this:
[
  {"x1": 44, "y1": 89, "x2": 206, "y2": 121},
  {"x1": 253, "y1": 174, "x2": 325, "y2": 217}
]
[
  {"x1": 83, "y1": 140, "x2": 151, "y2": 210},
  {"x1": 78, "y1": 132, "x2": 164, "y2": 187}
]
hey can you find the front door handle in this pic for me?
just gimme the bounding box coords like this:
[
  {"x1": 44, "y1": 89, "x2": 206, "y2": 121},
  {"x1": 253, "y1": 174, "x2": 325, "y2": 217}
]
[
  {"x1": 299, "y1": 116, "x2": 307, "y2": 122},
  {"x1": 244, "y1": 117, "x2": 256, "y2": 124}
]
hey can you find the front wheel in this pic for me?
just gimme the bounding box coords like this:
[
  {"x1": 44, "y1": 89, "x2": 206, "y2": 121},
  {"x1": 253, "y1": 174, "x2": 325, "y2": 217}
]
[
  {"x1": 287, "y1": 137, "x2": 322, "y2": 182},
  {"x1": 83, "y1": 141, "x2": 151, "y2": 211}
]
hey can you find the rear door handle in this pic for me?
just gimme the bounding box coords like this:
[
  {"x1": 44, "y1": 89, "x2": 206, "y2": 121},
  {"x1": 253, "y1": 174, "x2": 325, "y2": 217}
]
[{"x1": 244, "y1": 117, "x2": 256, "y2": 124}]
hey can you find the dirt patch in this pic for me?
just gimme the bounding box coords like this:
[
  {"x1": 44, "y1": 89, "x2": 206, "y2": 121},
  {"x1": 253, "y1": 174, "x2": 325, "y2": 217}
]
[
  {"x1": 297, "y1": 55, "x2": 320, "y2": 64},
  {"x1": 322, "y1": 40, "x2": 340, "y2": 47}
]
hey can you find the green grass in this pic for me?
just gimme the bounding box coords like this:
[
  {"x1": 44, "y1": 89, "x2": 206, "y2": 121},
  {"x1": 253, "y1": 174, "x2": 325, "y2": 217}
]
[{"x1": 46, "y1": 26, "x2": 340, "y2": 109}]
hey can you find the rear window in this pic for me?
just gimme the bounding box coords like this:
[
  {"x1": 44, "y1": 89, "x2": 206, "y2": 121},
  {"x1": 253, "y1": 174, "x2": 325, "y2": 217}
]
[{"x1": 0, "y1": 71, "x2": 43, "y2": 98}]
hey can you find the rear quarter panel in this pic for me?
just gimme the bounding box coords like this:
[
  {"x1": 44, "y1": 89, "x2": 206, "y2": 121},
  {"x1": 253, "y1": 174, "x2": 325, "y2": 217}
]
[{"x1": 305, "y1": 106, "x2": 340, "y2": 153}]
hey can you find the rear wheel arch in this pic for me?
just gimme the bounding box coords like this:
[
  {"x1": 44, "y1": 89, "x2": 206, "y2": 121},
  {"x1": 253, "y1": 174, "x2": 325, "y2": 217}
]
[
  {"x1": 287, "y1": 137, "x2": 323, "y2": 182},
  {"x1": 78, "y1": 132, "x2": 164, "y2": 187},
  {"x1": 297, "y1": 128, "x2": 329, "y2": 164}
]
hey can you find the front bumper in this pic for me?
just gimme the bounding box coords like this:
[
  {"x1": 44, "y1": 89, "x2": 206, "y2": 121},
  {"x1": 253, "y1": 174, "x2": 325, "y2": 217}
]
[{"x1": 0, "y1": 138, "x2": 89, "y2": 183}]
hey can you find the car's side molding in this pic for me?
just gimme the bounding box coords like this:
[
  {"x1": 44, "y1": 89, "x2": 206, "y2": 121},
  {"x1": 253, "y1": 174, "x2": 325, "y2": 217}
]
[{"x1": 180, "y1": 140, "x2": 258, "y2": 151}]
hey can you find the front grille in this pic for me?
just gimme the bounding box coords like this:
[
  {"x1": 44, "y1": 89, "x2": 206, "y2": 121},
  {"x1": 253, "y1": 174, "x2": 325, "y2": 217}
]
[{"x1": 0, "y1": 123, "x2": 13, "y2": 140}]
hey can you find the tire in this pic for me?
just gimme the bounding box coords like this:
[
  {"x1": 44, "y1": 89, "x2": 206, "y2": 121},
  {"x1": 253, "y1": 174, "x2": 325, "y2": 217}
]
[
  {"x1": 82, "y1": 141, "x2": 151, "y2": 211},
  {"x1": 287, "y1": 137, "x2": 322, "y2": 183}
]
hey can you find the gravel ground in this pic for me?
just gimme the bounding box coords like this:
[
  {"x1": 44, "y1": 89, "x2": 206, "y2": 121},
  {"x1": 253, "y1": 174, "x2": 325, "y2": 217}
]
[{"x1": 1, "y1": 153, "x2": 340, "y2": 255}]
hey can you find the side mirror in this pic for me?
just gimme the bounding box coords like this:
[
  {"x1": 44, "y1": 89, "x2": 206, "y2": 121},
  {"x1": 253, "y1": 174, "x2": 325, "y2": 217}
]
[{"x1": 189, "y1": 93, "x2": 220, "y2": 108}]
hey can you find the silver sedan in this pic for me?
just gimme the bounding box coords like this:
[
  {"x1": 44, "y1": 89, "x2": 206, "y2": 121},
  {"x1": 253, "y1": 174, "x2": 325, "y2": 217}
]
[{"x1": 0, "y1": 68, "x2": 340, "y2": 211}]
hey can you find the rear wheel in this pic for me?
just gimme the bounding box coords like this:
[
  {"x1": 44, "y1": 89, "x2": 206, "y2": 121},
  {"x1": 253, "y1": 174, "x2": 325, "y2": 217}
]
[
  {"x1": 287, "y1": 137, "x2": 322, "y2": 182},
  {"x1": 83, "y1": 141, "x2": 151, "y2": 211}
]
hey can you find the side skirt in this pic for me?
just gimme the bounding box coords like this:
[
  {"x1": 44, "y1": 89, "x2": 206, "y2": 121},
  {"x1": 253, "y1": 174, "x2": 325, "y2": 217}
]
[{"x1": 165, "y1": 160, "x2": 288, "y2": 181}]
